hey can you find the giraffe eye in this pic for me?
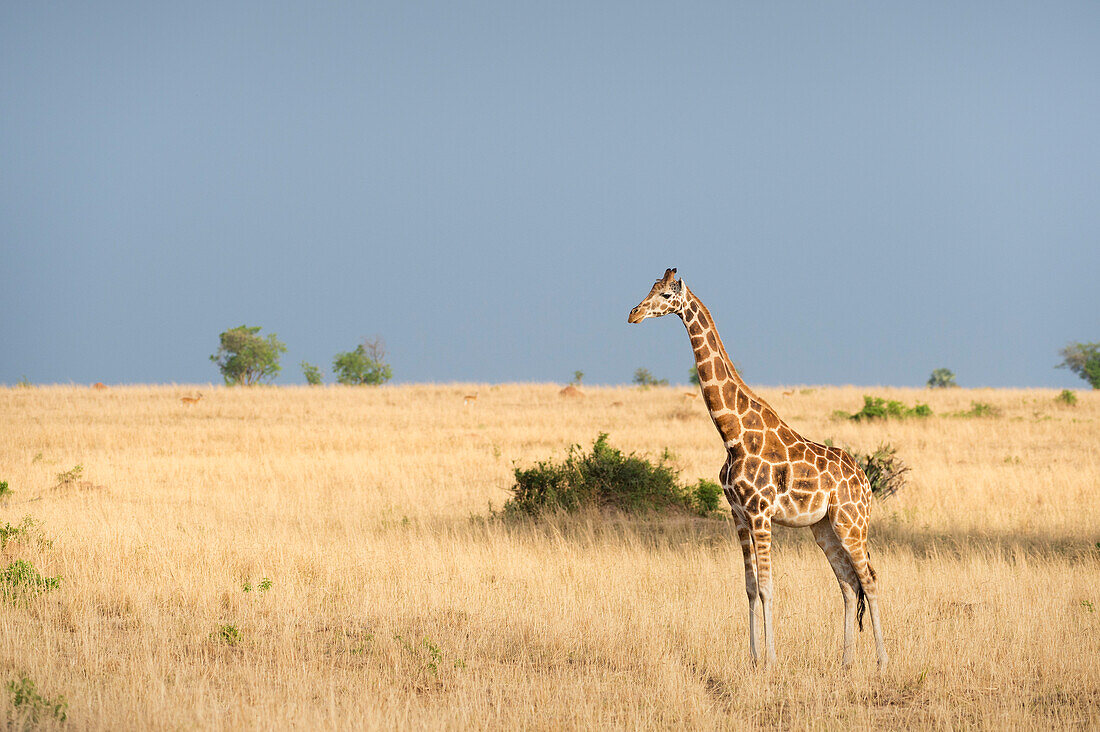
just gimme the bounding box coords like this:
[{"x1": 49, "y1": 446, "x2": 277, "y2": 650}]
[{"x1": 660, "y1": 292, "x2": 672, "y2": 298}]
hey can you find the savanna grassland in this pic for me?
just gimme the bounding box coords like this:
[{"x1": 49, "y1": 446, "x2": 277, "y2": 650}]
[{"x1": 1, "y1": 384, "x2": 1099, "y2": 730}]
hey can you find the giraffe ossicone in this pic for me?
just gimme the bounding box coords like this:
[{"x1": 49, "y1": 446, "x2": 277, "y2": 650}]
[{"x1": 629, "y1": 267, "x2": 887, "y2": 669}]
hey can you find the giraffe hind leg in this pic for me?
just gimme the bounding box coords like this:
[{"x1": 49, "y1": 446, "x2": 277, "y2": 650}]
[
  {"x1": 832, "y1": 518, "x2": 888, "y2": 670},
  {"x1": 810, "y1": 519, "x2": 860, "y2": 666}
]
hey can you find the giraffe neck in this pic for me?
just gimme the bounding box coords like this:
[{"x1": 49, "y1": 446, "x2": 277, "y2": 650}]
[{"x1": 680, "y1": 288, "x2": 768, "y2": 445}]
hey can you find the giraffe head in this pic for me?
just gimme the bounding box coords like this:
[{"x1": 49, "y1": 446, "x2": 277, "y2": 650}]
[{"x1": 628, "y1": 268, "x2": 686, "y2": 323}]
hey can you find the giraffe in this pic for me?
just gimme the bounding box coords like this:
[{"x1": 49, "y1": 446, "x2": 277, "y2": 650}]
[{"x1": 629, "y1": 268, "x2": 887, "y2": 669}]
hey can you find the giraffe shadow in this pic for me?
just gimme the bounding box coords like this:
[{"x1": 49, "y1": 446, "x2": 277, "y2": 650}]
[
  {"x1": 871, "y1": 521, "x2": 1097, "y2": 563},
  {"x1": 465, "y1": 510, "x2": 1097, "y2": 562}
]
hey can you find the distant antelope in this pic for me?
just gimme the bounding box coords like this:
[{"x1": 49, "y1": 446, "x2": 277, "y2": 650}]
[
  {"x1": 463, "y1": 392, "x2": 478, "y2": 406},
  {"x1": 180, "y1": 393, "x2": 203, "y2": 405},
  {"x1": 682, "y1": 391, "x2": 698, "y2": 399},
  {"x1": 92, "y1": 382, "x2": 107, "y2": 390},
  {"x1": 782, "y1": 390, "x2": 795, "y2": 396}
]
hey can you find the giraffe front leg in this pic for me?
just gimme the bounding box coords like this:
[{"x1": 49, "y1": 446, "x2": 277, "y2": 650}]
[
  {"x1": 732, "y1": 513, "x2": 759, "y2": 664},
  {"x1": 751, "y1": 517, "x2": 776, "y2": 665}
]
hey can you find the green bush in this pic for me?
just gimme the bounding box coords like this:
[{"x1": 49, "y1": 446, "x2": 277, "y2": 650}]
[
  {"x1": 927, "y1": 368, "x2": 958, "y2": 388},
  {"x1": 210, "y1": 325, "x2": 287, "y2": 386},
  {"x1": 690, "y1": 479, "x2": 723, "y2": 514},
  {"x1": 212, "y1": 623, "x2": 241, "y2": 646},
  {"x1": 7, "y1": 676, "x2": 67, "y2": 725},
  {"x1": 1056, "y1": 389, "x2": 1078, "y2": 406},
  {"x1": 0, "y1": 481, "x2": 9, "y2": 499},
  {"x1": 1, "y1": 560, "x2": 61, "y2": 602},
  {"x1": 844, "y1": 396, "x2": 932, "y2": 421},
  {"x1": 333, "y1": 337, "x2": 393, "y2": 386},
  {"x1": 688, "y1": 366, "x2": 700, "y2": 387},
  {"x1": 503, "y1": 433, "x2": 719, "y2": 518},
  {"x1": 952, "y1": 401, "x2": 1000, "y2": 418},
  {"x1": 851, "y1": 444, "x2": 911, "y2": 499},
  {"x1": 0, "y1": 517, "x2": 33, "y2": 549},
  {"x1": 55, "y1": 464, "x2": 83, "y2": 487}
]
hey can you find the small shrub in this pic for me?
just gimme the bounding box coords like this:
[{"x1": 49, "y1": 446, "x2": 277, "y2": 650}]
[
  {"x1": 851, "y1": 443, "x2": 911, "y2": 500},
  {"x1": 503, "y1": 433, "x2": 715, "y2": 517},
  {"x1": 954, "y1": 401, "x2": 1000, "y2": 418},
  {"x1": 844, "y1": 396, "x2": 932, "y2": 421},
  {"x1": 15, "y1": 376, "x2": 32, "y2": 389},
  {"x1": 55, "y1": 465, "x2": 83, "y2": 487},
  {"x1": 7, "y1": 676, "x2": 67, "y2": 725},
  {"x1": 0, "y1": 517, "x2": 34, "y2": 549},
  {"x1": 927, "y1": 368, "x2": 958, "y2": 388},
  {"x1": 243, "y1": 577, "x2": 273, "y2": 593},
  {"x1": 688, "y1": 366, "x2": 700, "y2": 387},
  {"x1": 301, "y1": 361, "x2": 323, "y2": 386},
  {"x1": 633, "y1": 368, "x2": 668, "y2": 388},
  {"x1": 571, "y1": 371, "x2": 584, "y2": 386},
  {"x1": 395, "y1": 635, "x2": 466, "y2": 678},
  {"x1": 212, "y1": 624, "x2": 241, "y2": 646},
  {"x1": 1, "y1": 560, "x2": 61, "y2": 602},
  {"x1": 690, "y1": 479, "x2": 723, "y2": 515},
  {"x1": 1056, "y1": 389, "x2": 1077, "y2": 406},
  {"x1": 0, "y1": 481, "x2": 9, "y2": 499}
]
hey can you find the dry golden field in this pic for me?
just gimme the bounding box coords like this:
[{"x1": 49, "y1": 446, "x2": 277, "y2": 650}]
[{"x1": 1, "y1": 383, "x2": 1099, "y2": 730}]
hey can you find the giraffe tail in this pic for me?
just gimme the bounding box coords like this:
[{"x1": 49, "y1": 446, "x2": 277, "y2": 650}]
[
  {"x1": 855, "y1": 554, "x2": 877, "y2": 632},
  {"x1": 856, "y1": 584, "x2": 866, "y2": 632}
]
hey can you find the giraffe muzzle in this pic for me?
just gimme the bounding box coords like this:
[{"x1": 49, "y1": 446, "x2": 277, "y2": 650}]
[{"x1": 628, "y1": 307, "x2": 645, "y2": 324}]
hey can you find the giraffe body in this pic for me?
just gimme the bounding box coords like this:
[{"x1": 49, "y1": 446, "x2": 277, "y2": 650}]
[{"x1": 629, "y1": 268, "x2": 887, "y2": 669}]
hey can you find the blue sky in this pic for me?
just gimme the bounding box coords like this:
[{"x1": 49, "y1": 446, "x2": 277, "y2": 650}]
[{"x1": 2, "y1": 2, "x2": 1097, "y2": 387}]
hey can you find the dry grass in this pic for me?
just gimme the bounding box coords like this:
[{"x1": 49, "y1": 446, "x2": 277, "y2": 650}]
[{"x1": 1, "y1": 383, "x2": 1099, "y2": 730}]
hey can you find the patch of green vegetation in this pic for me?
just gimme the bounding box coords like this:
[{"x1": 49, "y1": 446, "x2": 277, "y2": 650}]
[
  {"x1": 212, "y1": 624, "x2": 241, "y2": 646},
  {"x1": 851, "y1": 443, "x2": 911, "y2": 499},
  {"x1": 839, "y1": 396, "x2": 932, "y2": 422},
  {"x1": 242, "y1": 577, "x2": 273, "y2": 593},
  {"x1": 1, "y1": 560, "x2": 61, "y2": 602},
  {"x1": 1056, "y1": 389, "x2": 1077, "y2": 406},
  {"x1": 950, "y1": 401, "x2": 1001, "y2": 418},
  {"x1": 0, "y1": 481, "x2": 9, "y2": 500},
  {"x1": 395, "y1": 635, "x2": 465, "y2": 676},
  {"x1": 7, "y1": 675, "x2": 67, "y2": 725},
  {"x1": 55, "y1": 464, "x2": 83, "y2": 487},
  {"x1": 824, "y1": 439, "x2": 910, "y2": 499},
  {"x1": 502, "y1": 433, "x2": 722, "y2": 518},
  {"x1": 689, "y1": 479, "x2": 723, "y2": 514},
  {"x1": 0, "y1": 517, "x2": 35, "y2": 549}
]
